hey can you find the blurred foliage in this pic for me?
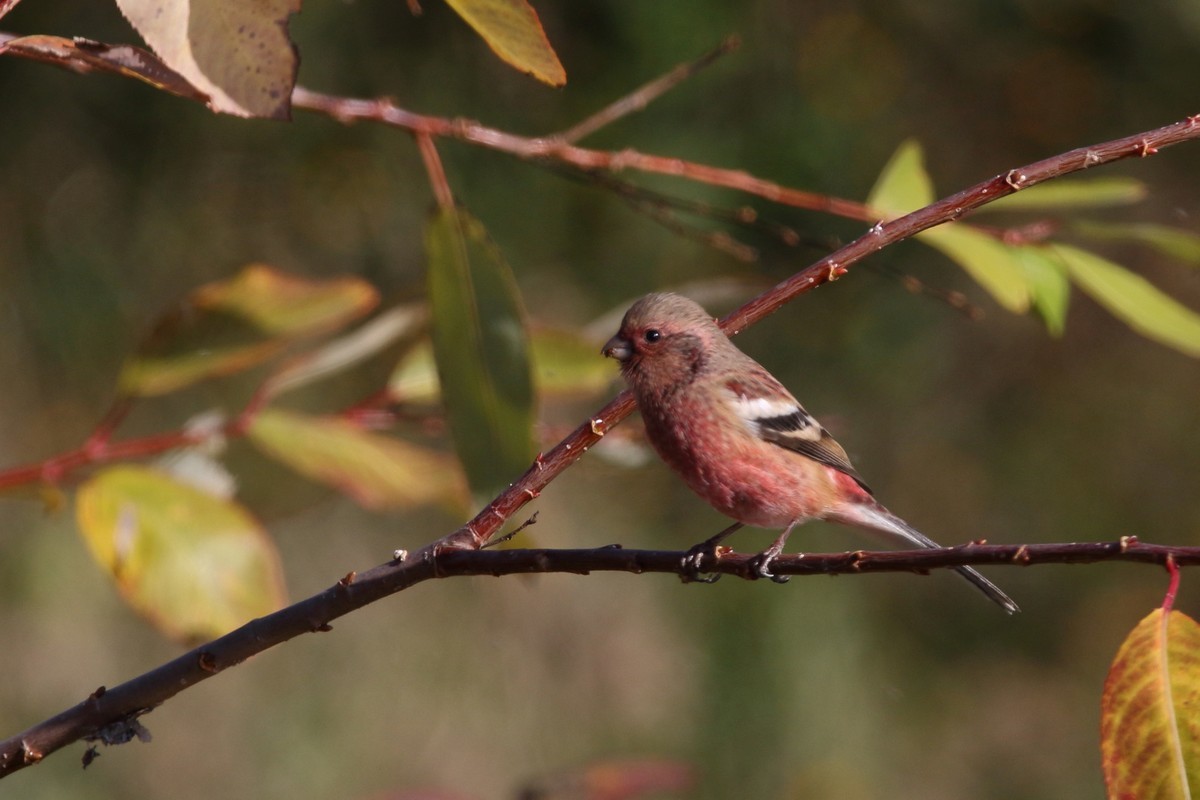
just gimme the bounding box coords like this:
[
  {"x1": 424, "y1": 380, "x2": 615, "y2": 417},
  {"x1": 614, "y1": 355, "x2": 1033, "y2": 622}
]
[{"x1": 2, "y1": 1, "x2": 1200, "y2": 799}]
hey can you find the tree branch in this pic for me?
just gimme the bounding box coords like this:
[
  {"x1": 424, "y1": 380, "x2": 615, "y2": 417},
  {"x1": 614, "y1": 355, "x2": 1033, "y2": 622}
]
[
  {"x1": 554, "y1": 34, "x2": 741, "y2": 144},
  {"x1": 0, "y1": 536, "x2": 1192, "y2": 776},
  {"x1": 433, "y1": 110, "x2": 1200, "y2": 554}
]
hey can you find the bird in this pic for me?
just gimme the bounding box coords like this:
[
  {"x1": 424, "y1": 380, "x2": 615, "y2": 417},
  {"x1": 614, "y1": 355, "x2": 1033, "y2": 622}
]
[{"x1": 602, "y1": 291, "x2": 1018, "y2": 614}]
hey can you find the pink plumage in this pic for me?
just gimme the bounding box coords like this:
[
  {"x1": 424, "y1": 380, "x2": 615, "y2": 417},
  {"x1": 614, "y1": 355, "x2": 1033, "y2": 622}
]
[{"x1": 603, "y1": 292, "x2": 1017, "y2": 613}]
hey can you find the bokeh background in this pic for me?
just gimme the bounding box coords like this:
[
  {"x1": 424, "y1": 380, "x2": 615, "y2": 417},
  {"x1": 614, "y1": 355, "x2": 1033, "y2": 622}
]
[{"x1": 3, "y1": 1, "x2": 1200, "y2": 798}]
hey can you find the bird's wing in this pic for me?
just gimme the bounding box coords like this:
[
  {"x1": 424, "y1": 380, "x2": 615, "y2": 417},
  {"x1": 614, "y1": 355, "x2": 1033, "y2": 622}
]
[{"x1": 724, "y1": 376, "x2": 871, "y2": 491}]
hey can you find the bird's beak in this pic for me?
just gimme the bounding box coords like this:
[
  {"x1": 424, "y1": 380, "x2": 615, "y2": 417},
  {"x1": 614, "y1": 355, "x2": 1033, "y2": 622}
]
[{"x1": 602, "y1": 334, "x2": 632, "y2": 362}]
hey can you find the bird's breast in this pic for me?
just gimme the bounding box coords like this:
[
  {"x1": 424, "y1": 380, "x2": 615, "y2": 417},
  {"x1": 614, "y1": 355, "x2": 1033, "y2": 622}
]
[{"x1": 637, "y1": 391, "x2": 836, "y2": 528}]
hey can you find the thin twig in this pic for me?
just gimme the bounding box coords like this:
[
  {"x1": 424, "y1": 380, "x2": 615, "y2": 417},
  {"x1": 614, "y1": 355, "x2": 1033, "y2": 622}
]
[
  {"x1": 555, "y1": 35, "x2": 741, "y2": 144},
  {"x1": 416, "y1": 131, "x2": 454, "y2": 210},
  {"x1": 551, "y1": 164, "x2": 837, "y2": 255},
  {"x1": 289, "y1": 86, "x2": 880, "y2": 221}
]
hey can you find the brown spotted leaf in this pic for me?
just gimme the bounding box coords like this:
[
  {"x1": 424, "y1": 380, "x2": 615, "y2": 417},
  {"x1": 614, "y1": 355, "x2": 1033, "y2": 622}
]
[{"x1": 115, "y1": 0, "x2": 299, "y2": 118}]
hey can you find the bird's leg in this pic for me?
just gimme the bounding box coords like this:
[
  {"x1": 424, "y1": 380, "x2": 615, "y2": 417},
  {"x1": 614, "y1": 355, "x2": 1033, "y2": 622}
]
[
  {"x1": 750, "y1": 522, "x2": 798, "y2": 583},
  {"x1": 680, "y1": 521, "x2": 744, "y2": 584}
]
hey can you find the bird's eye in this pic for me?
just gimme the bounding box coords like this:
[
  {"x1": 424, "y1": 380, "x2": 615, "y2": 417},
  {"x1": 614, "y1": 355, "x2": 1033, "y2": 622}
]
[{"x1": 643, "y1": 329, "x2": 662, "y2": 343}]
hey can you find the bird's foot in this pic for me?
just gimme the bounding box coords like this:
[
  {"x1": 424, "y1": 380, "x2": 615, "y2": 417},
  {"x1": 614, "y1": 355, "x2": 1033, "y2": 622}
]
[
  {"x1": 679, "y1": 522, "x2": 744, "y2": 584},
  {"x1": 749, "y1": 535, "x2": 792, "y2": 584},
  {"x1": 680, "y1": 542, "x2": 724, "y2": 584},
  {"x1": 744, "y1": 542, "x2": 792, "y2": 585},
  {"x1": 749, "y1": 551, "x2": 791, "y2": 583}
]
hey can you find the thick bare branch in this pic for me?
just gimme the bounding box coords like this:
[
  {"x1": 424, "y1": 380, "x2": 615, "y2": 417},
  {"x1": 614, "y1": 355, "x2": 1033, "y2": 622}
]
[{"x1": 0, "y1": 536, "x2": 1193, "y2": 777}]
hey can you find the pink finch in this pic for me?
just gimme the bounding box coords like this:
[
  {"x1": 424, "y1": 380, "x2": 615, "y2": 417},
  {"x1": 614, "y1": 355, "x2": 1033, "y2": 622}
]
[{"x1": 603, "y1": 292, "x2": 1018, "y2": 614}]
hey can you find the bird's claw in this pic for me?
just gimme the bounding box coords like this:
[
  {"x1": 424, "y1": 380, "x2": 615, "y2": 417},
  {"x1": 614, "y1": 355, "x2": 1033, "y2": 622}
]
[
  {"x1": 680, "y1": 543, "x2": 723, "y2": 584},
  {"x1": 750, "y1": 552, "x2": 790, "y2": 583}
]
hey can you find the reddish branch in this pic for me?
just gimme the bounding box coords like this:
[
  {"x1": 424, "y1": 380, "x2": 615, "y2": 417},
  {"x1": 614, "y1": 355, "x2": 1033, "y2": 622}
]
[
  {"x1": 289, "y1": 85, "x2": 880, "y2": 222},
  {"x1": 435, "y1": 111, "x2": 1200, "y2": 554},
  {"x1": 2, "y1": 114, "x2": 1200, "y2": 778}
]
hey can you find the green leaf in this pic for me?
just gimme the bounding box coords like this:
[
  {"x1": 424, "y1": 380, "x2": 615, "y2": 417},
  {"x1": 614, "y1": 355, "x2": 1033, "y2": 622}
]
[
  {"x1": 866, "y1": 139, "x2": 935, "y2": 218},
  {"x1": 867, "y1": 140, "x2": 1038, "y2": 313},
  {"x1": 426, "y1": 207, "x2": 536, "y2": 500},
  {"x1": 1054, "y1": 244, "x2": 1200, "y2": 357},
  {"x1": 247, "y1": 408, "x2": 464, "y2": 510},
  {"x1": 75, "y1": 465, "x2": 285, "y2": 642},
  {"x1": 980, "y1": 177, "x2": 1147, "y2": 211},
  {"x1": 192, "y1": 264, "x2": 378, "y2": 336},
  {"x1": 1015, "y1": 247, "x2": 1070, "y2": 336},
  {"x1": 1102, "y1": 608, "x2": 1200, "y2": 798},
  {"x1": 443, "y1": 0, "x2": 566, "y2": 86},
  {"x1": 115, "y1": 0, "x2": 300, "y2": 118},
  {"x1": 1074, "y1": 221, "x2": 1200, "y2": 265},
  {"x1": 919, "y1": 224, "x2": 1031, "y2": 312}
]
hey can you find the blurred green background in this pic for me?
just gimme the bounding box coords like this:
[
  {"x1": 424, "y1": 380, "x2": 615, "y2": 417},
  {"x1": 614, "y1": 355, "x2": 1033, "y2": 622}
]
[{"x1": 3, "y1": 1, "x2": 1200, "y2": 798}]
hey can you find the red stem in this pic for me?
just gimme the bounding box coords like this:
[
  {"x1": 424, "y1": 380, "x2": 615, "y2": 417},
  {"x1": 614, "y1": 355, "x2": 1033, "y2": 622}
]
[{"x1": 1163, "y1": 555, "x2": 1181, "y2": 612}]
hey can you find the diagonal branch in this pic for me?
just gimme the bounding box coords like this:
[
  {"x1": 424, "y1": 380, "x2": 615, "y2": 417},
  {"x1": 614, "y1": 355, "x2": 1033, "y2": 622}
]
[
  {"x1": 2, "y1": 113, "x2": 1199, "y2": 778},
  {"x1": 434, "y1": 110, "x2": 1200, "y2": 554}
]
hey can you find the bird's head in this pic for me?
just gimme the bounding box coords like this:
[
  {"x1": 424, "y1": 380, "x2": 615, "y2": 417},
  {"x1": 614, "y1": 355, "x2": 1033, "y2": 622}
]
[{"x1": 602, "y1": 292, "x2": 721, "y2": 392}]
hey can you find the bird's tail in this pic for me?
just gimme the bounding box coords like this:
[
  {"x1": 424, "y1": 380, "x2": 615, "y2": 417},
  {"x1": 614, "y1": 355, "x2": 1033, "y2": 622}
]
[{"x1": 831, "y1": 501, "x2": 1019, "y2": 614}]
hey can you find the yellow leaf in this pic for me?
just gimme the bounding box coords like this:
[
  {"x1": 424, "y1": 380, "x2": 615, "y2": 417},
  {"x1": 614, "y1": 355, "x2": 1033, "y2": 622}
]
[
  {"x1": 980, "y1": 177, "x2": 1147, "y2": 211},
  {"x1": 1101, "y1": 608, "x2": 1200, "y2": 798},
  {"x1": 388, "y1": 341, "x2": 440, "y2": 404},
  {"x1": 118, "y1": 265, "x2": 378, "y2": 397},
  {"x1": 119, "y1": 340, "x2": 285, "y2": 396},
  {"x1": 866, "y1": 139, "x2": 934, "y2": 218},
  {"x1": 443, "y1": 0, "x2": 565, "y2": 86},
  {"x1": 920, "y1": 224, "x2": 1031, "y2": 312},
  {"x1": 1074, "y1": 221, "x2": 1200, "y2": 265},
  {"x1": 1055, "y1": 244, "x2": 1200, "y2": 358},
  {"x1": 868, "y1": 140, "x2": 1032, "y2": 313},
  {"x1": 192, "y1": 264, "x2": 378, "y2": 336},
  {"x1": 76, "y1": 466, "x2": 285, "y2": 642},
  {"x1": 248, "y1": 408, "x2": 465, "y2": 510}
]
